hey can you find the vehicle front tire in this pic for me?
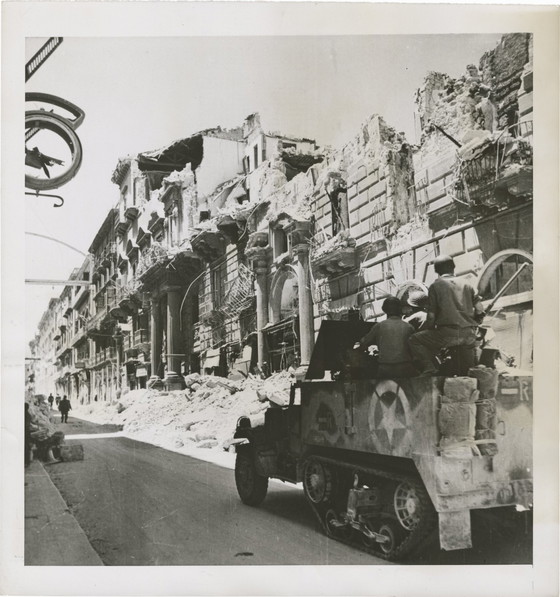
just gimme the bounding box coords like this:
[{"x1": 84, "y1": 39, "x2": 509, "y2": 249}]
[{"x1": 235, "y1": 449, "x2": 268, "y2": 506}]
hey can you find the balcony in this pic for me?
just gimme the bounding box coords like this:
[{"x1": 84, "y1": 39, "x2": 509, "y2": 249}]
[
  {"x1": 454, "y1": 123, "x2": 533, "y2": 215},
  {"x1": 124, "y1": 329, "x2": 150, "y2": 357},
  {"x1": 74, "y1": 358, "x2": 88, "y2": 369},
  {"x1": 87, "y1": 308, "x2": 107, "y2": 335},
  {"x1": 101, "y1": 242, "x2": 117, "y2": 266},
  {"x1": 190, "y1": 228, "x2": 226, "y2": 262},
  {"x1": 125, "y1": 204, "x2": 140, "y2": 221},
  {"x1": 137, "y1": 242, "x2": 170, "y2": 283},
  {"x1": 93, "y1": 347, "x2": 116, "y2": 366},
  {"x1": 56, "y1": 341, "x2": 72, "y2": 360},
  {"x1": 116, "y1": 213, "x2": 129, "y2": 236},
  {"x1": 71, "y1": 327, "x2": 88, "y2": 347},
  {"x1": 310, "y1": 231, "x2": 358, "y2": 277},
  {"x1": 133, "y1": 328, "x2": 149, "y2": 346}
]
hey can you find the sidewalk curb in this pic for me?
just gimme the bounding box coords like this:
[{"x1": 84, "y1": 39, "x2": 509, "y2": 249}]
[{"x1": 25, "y1": 460, "x2": 104, "y2": 566}]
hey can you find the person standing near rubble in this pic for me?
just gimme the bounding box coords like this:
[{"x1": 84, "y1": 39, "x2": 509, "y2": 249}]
[
  {"x1": 404, "y1": 290, "x2": 429, "y2": 332},
  {"x1": 409, "y1": 254, "x2": 485, "y2": 375},
  {"x1": 48, "y1": 393, "x2": 54, "y2": 409},
  {"x1": 58, "y1": 395, "x2": 72, "y2": 423},
  {"x1": 355, "y1": 296, "x2": 417, "y2": 378}
]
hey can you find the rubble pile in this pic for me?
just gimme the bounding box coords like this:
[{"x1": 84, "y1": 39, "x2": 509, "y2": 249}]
[{"x1": 74, "y1": 371, "x2": 293, "y2": 454}]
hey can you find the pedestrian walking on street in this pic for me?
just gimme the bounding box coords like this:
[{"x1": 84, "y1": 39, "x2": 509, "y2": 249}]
[
  {"x1": 59, "y1": 395, "x2": 72, "y2": 423},
  {"x1": 48, "y1": 393, "x2": 54, "y2": 409}
]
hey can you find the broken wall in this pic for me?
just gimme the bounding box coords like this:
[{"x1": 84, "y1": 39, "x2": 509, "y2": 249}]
[
  {"x1": 310, "y1": 114, "x2": 419, "y2": 321},
  {"x1": 479, "y1": 33, "x2": 531, "y2": 130},
  {"x1": 196, "y1": 136, "x2": 246, "y2": 199}
]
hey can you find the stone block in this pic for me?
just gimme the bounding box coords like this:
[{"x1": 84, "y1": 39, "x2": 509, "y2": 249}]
[
  {"x1": 59, "y1": 444, "x2": 84, "y2": 462},
  {"x1": 352, "y1": 220, "x2": 370, "y2": 241},
  {"x1": 427, "y1": 194, "x2": 453, "y2": 214},
  {"x1": 463, "y1": 227, "x2": 480, "y2": 251},
  {"x1": 347, "y1": 183, "x2": 358, "y2": 200},
  {"x1": 349, "y1": 162, "x2": 367, "y2": 186},
  {"x1": 426, "y1": 178, "x2": 447, "y2": 203},
  {"x1": 413, "y1": 243, "x2": 436, "y2": 280},
  {"x1": 438, "y1": 231, "x2": 464, "y2": 257},
  {"x1": 362, "y1": 263, "x2": 384, "y2": 285},
  {"x1": 352, "y1": 189, "x2": 370, "y2": 210},
  {"x1": 363, "y1": 171, "x2": 379, "y2": 192},
  {"x1": 518, "y1": 91, "x2": 533, "y2": 116},
  {"x1": 370, "y1": 178, "x2": 387, "y2": 199},
  {"x1": 315, "y1": 213, "x2": 331, "y2": 234},
  {"x1": 452, "y1": 250, "x2": 484, "y2": 276},
  {"x1": 367, "y1": 166, "x2": 380, "y2": 184},
  {"x1": 522, "y1": 67, "x2": 533, "y2": 92},
  {"x1": 427, "y1": 153, "x2": 456, "y2": 184}
]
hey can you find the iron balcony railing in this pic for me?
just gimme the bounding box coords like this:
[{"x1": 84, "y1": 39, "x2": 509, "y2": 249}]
[
  {"x1": 93, "y1": 347, "x2": 116, "y2": 366},
  {"x1": 137, "y1": 242, "x2": 170, "y2": 278},
  {"x1": 133, "y1": 329, "x2": 149, "y2": 346},
  {"x1": 454, "y1": 121, "x2": 533, "y2": 211}
]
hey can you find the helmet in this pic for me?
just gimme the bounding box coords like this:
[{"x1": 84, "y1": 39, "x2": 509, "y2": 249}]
[
  {"x1": 407, "y1": 290, "x2": 428, "y2": 308},
  {"x1": 434, "y1": 254, "x2": 455, "y2": 274},
  {"x1": 382, "y1": 296, "x2": 402, "y2": 316}
]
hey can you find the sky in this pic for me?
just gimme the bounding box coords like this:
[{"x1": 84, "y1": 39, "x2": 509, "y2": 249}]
[{"x1": 24, "y1": 33, "x2": 504, "y2": 342}]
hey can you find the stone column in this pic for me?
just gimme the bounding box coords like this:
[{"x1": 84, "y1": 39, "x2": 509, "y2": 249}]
[
  {"x1": 246, "y1": 232, "x2": 271, "y2": 372},
  {"x1": 293, "y1": 243, "x2": 315, "y2": 366},
  {"x1": 288, "y1": 221, "x2": 315, "y2": 367},
  {"x1": 254, "y1": 263, "x2": 269, "y2": 370},
  {"x1": 148, "y1": 294, "x2": 163, "y2": 389},
  {"x1": 114, "y1": 331, "x2": 123, "y2": 395},
  {"x1": 164, "y1": 288, "x2": 185, "y2": 390}
]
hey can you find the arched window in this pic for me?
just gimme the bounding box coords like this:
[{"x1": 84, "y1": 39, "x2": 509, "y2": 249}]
[
  {"x1": 270, "y1": 267, "x2": 299, "y2": 323},
  {"x1": 477, "y1": 249, "x2": 533, "y2": 306}
]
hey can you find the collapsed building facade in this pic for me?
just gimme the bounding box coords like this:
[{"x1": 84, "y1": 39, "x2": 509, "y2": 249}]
[{"x1": 29, "y1": 33, "x2": 533, "y2": 403}]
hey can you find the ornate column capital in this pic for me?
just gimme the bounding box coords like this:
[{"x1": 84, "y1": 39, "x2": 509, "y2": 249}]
[
  {"x1": 246, "y1": 244, "x2": 272, "y2": 273},
  {"x1": 246, "y1": 231, "x2": 269, "y2": 250},
  {"x1": 292, "y1": 243, "x2": 310, "y2": 258}
]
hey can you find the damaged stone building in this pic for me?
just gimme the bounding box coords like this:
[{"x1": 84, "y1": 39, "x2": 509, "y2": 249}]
[{"x1": 29, "y1": 33, "x2": 533, "y2": 402}]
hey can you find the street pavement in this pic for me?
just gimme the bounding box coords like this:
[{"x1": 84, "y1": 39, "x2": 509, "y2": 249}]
[
  {"x1": 32, "y1": 416, "x2": 532, "y2": 566},
  {"x1": 42, "y1": 417, "x2": 379, "y2": 565}
]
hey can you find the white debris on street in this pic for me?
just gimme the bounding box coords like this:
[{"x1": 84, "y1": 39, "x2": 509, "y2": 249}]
[{"x1": 73, "y1": 371, "x2": 294, "y2": 468}]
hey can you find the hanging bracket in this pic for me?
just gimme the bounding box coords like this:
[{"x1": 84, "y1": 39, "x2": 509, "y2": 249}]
[{"x1": 26, "y1": 190, "x2": 64, "y2": 208}]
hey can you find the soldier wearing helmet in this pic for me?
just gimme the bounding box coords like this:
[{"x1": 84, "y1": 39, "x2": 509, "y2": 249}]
[
  {"x1": 409, "y1": 254, "x2": 485, "y2": 375},
  {"x1": 404, "y1": 289, "x2": 429, "y2": 332},
  {"x1": 355, "y1": 296, "x2": 418, "y2": 378}
]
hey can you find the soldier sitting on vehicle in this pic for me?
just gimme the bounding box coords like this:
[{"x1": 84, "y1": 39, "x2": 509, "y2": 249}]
[
  {"x1": 355, "y1": 296, "x2": 418, "y2": 378},
  {"x1": 409, "y1": 254, "x2": 486, "y2": 375},
  {"x1": 404, "y1": 290, "x2": 429, "y2": 332}
]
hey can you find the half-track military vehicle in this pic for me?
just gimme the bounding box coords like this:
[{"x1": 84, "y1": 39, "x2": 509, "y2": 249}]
[{"x1": 231, "y1": 321, "x2": 533, "y2": 561}]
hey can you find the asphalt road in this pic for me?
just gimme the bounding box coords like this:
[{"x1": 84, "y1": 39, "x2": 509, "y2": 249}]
[
  {"x1": 45, "y1": 416, "x2": 532, "y2": 566},
  {"x1": 46, "y1": 416, "x2": 378, "y2": 565}
]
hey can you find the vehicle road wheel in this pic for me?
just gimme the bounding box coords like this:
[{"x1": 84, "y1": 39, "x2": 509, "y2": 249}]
[
  {"x1": 394, "y1": 481, "x2": 423, "y2": 531},
  {"x1": 235, "y1": 449, "x2": 268, "y2": 506},
  {"x1": 378, "y1": 523, "x2": 399, "y2": 557},
  {"x1": 303, "y1": 460, "x2": 333, "y2": 504}
]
